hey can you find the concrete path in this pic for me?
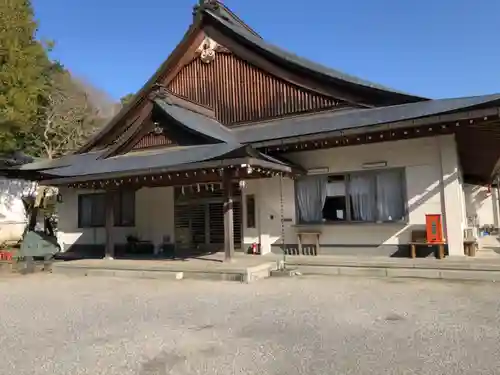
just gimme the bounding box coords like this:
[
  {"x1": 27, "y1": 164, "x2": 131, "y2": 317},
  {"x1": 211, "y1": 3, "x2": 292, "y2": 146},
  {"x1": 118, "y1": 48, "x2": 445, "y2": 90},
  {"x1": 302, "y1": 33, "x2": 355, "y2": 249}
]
[
  {"x1": 42, "y1": 236, "x2": 500, "y2": 283},
  {"x1": 477, "y1": 234, "x2": 500, "y2": 258},
  {"x1": 270, "y1": 242, "x2": 500, "y2": 281},
  {"x1": 52, "y1": 253, "x2": 275, "y2": 283}
]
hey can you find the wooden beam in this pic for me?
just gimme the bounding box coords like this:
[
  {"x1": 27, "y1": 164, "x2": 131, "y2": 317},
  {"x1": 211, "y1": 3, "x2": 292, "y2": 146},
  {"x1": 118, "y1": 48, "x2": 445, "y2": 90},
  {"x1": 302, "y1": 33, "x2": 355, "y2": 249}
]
[
  {"x1": 160, "y1": 32, "x2": 206, "y2": 86},
  {"x1": 77, "y1": 22, "x2": 203, "y2": 153},
  {"x1": 104, "y1": 190, "x2": 116, "y2": 259},
  {"x1": 203, "y1": 25, "x2": 371, "y2": 106},
  {"x1": 100, "y1": 102, "x2": 154, "y2": 159},
  {"x1": 222, "y1": 170, "x2": 234, "y2": 262}
]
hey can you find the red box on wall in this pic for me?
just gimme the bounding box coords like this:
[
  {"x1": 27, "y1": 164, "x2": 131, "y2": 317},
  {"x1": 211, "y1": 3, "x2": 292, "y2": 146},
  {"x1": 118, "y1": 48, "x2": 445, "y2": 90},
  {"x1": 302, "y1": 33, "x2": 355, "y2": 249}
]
[{"x1": 425, "y1": 214, "x2": 444, "y2": 243}]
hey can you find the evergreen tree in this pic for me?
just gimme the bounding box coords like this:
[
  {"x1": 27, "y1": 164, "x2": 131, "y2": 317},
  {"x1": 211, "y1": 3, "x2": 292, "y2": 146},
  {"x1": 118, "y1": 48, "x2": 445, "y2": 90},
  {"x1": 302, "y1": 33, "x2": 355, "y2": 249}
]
[{"x1": 0, "y1": 0, "x2": 51, "y2": 151}]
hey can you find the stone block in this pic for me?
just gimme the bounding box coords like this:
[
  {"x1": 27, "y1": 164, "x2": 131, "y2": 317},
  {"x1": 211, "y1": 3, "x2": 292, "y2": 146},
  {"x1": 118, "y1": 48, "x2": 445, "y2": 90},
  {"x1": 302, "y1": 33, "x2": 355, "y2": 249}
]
[
  {"x1": 247, "y1": 268, "x2": 271, "y2": 283},
  {"x1": 182, "y1": 271, "x2": 244, "y2": 282},
  {"x1": 339, "y1": 267, "x2": 387, "y2": 277},
  {"x1": 112, "y1": 270, "x2": 145, "y2": 279},
  {"x1": 270, "y1": 269, "x2": 297, "y2": 278},
  {"x1": 142, "y1": 271, "x2": 183, "y2": 280},
  {"x1": 439, "y1": 270, "x2": 500, "y2": 281},
  {"x1": 386, "y1": 268, "x2": 440, "y2": 279},
  {"x1": 295, "y1": 266, "x2": 341, "y2": 275}
]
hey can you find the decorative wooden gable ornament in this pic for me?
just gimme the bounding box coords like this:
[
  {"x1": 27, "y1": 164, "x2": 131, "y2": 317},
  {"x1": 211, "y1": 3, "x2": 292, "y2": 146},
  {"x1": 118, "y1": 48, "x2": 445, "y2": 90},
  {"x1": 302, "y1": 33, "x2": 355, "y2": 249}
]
[{"x1": 196, "y1": 37, "x2": 220, "y2": 64}]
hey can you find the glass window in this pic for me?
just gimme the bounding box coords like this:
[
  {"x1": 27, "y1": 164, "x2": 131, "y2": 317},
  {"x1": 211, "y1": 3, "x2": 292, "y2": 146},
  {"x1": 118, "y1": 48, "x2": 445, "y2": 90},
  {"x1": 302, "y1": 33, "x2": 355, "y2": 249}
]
[
  {"x1": 295, "y1": 169, "x2": 406, "y2": 223},
  {"x1": 322, "y1": 175, "x2": 347, "y2": 221},
  {"x1": 114, "y1": 190, "x2": 136, "y2": 226},
  {"x1": 78, "y1": 193, "x2": 105, "y2": 227},
  {"x1": 78, "y1": 191, "x2": 135, "y2": 228},
  {"x1": 246, "y1": 194, "x2": 256, "y2": 228}
]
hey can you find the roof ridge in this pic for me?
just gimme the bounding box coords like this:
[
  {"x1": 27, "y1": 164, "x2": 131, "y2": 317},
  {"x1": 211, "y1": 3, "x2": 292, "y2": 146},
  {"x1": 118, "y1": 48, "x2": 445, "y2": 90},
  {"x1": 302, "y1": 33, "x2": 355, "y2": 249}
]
[
  {"x1": 215, "y1": 1, "x2": 262, "y2": 39},
  {"x1": 194, "y1": 1, "x2": 261, "y2": 39}
]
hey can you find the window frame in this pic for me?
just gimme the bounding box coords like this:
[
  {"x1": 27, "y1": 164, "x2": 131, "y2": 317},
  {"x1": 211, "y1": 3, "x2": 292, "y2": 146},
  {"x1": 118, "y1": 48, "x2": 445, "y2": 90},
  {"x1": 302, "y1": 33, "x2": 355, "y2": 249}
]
[
  {"x1": 78, "y1": 193, "x2": 106, "y2": 228},
  {"x1": 114, "y1": 190, "x2": 136, "y2": 227},
  {"x1": 245, "y1": 194, "x2": 256, "y2": 229},
  {"x1": 295, "y1": 168, "x2": 408, "y2": 225},
  {"x1": 77, "y1": 191, "x2": 136, "y2": 229}
]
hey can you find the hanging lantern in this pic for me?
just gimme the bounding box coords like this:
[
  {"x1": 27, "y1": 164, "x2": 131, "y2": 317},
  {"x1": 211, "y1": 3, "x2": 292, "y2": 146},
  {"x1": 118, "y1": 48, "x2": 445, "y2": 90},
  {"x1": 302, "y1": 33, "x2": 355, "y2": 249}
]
[{"x1": 239, "y1": 180, "x2": 246, "y2": 190}]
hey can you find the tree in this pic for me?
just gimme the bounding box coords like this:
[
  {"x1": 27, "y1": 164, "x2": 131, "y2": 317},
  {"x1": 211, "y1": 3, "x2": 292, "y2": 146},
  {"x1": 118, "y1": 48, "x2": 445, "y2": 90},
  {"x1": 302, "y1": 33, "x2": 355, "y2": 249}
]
[
  {"x1": 75, "y1": 76, "x2": 120, "y2": 118},
  {"x1": 25, "y1": 70, "x2": 103, "y2": 159},
  {"x1": 120, "y1": 93, "x2": 135, "y2": 107},
  {"x1": 0, "y1": 0, "x2": 51, "y2": 139}
]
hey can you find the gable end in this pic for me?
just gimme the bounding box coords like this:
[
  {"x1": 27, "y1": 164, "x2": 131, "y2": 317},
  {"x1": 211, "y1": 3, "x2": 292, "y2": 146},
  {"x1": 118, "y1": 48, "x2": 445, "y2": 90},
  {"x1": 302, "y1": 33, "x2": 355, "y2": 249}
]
[{"x1": 168, "y1": 48, "x2": 354, "y2": 125}]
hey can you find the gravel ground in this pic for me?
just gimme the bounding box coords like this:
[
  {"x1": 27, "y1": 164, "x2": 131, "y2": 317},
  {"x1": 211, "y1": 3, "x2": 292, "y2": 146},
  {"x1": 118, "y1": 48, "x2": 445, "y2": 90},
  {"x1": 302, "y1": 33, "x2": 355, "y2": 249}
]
[{"x1": 1, "y1": 274, "x2": 500, "y2": 375}]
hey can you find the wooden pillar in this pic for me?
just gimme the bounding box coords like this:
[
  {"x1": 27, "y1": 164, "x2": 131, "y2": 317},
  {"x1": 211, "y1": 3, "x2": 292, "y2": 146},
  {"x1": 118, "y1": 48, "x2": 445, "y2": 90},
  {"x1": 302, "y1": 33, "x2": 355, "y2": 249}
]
[
  {"x1": 223, "y1": 171, "x2": 234, "y2": 262},
  {"x1": 104, "y1": 190, "x2": 115, "y2": 259}
]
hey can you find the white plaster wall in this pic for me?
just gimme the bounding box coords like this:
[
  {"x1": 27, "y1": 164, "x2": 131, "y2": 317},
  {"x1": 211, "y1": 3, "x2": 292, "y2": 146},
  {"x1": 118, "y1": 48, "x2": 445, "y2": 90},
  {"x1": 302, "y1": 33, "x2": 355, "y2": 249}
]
[
  {"x1": 57, "y1": 186, "x2": 175, "y2": 251},
  {"x1": 242, "y1": 177, "x2": 295, "y2": 253},
  {"x1": 243, "y1": 136, "x2": 465, "y2": 255},
  {"x1": 464, "y1": 184, "x2": 499, "y2": 227},
  {"x1": 437, "y1": 135, "x2": 464, "y2": 255},
  {"x1": 0, "y1": 178, "x2": 36, "y2": 243},
  {"x1": 57, "y1": 136, "x2": 466, "y2": 256},
  {"x1": 135, "y1": 187, "x2": 175, "y2": 247},
  {"x1": 0, "y1": 178, "x2": 35, "y2": 223}
]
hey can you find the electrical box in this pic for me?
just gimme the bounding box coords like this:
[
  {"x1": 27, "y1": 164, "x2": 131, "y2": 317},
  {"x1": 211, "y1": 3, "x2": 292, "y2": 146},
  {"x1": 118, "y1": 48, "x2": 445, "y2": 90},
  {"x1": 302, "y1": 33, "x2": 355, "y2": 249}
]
[{"x1": 425, "y1": 214, "x2": 444, "y2": 243}]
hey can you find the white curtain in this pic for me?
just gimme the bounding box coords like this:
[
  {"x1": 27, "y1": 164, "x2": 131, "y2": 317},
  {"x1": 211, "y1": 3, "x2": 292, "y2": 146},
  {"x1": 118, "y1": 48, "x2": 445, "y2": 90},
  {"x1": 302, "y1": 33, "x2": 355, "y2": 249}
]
[
  {"x1": 350, "y1": 174, "x2": 375, "y2": 221},
  {"x1": 376, "y1": 170, "x2": 404, "y2": 221},
  {"x1": 296, "y1": 175, "x2": 328, "y2": 222}
]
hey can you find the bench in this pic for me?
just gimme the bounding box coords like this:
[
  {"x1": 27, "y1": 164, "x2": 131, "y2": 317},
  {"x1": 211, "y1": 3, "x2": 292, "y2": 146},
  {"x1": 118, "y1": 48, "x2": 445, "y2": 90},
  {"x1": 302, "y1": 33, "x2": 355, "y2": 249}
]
[
  {"x1": 463, "y1": 239, "x2": 478, "y2": 257},
  {"x1": 295, "y1": 228, "x2": 321, "y2": 255},
  {"x1": 408, "y1": 230, "x2": 445, "y2": 259}
]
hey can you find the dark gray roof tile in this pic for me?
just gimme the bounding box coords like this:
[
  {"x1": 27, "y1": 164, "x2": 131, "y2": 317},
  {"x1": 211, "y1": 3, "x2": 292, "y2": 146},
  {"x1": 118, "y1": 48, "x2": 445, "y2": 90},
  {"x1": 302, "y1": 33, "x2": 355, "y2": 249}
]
[
  {"x1": 45, "y1": 144, "x2": 241, "y2": 177},
  {"x1": 40, "y1": 143, "x2": 295, "y2": 180},
  {"x1": 215, "y1": 2, "x2": 261, "y2": 39},
  {"x1": 18, "y1": 151, "x2": 106, "y2": 171},
  {"x1": 234, "y1": 94, "x2": 500, "y2": 144},
  {"x1": 204, "y1": 10, "x2": 425, "y2": 101},
  {"x1": 154, "y1": 98, "x2": 238, "y2": 145}
]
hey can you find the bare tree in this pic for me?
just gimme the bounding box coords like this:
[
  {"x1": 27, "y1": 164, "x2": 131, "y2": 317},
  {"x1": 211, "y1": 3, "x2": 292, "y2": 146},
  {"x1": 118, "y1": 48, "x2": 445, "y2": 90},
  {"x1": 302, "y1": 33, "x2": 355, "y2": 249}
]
[
  {"x1": 35, "y1": 71, "x2": 103, "y2": 159},
  {"x1": 72, "y1": 75, "x2": 121, "y2": 118}
]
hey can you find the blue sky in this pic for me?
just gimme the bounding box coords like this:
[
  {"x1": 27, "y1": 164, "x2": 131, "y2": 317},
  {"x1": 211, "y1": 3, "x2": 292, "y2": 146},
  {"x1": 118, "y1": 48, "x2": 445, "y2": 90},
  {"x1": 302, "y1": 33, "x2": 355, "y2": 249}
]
[{"x1": 32, "y1": 0, "x2": 500, "y2": 101}]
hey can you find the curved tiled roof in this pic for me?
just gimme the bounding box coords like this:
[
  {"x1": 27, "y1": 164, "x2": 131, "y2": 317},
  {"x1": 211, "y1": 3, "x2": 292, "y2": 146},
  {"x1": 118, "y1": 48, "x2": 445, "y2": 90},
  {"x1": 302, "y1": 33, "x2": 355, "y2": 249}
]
[
  {"x1": 234, "y1": 93, "x2": 500, "y2": 144},
  {"x1": 201, "y1": 4, "x2": 426, "y2": 102}
]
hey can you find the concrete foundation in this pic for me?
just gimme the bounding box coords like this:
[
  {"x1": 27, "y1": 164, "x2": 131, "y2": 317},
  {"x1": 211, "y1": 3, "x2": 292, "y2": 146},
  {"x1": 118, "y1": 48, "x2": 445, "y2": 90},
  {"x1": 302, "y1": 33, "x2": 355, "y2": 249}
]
[
  {"x1": 51, "y1": 255, "x2": 276, "y2": 283},
  {"x1": 278, "y1": 254, "x2": 500, "y2": 281}
]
